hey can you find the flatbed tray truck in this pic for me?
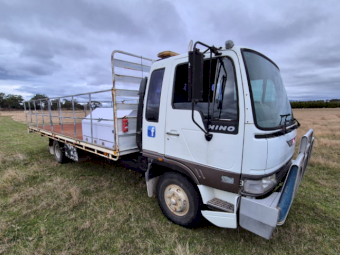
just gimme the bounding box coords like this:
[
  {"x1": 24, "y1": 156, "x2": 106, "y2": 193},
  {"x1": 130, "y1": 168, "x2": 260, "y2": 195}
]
[{"x1": 24, "y1": 40, "x2": 314, "y2": 239}]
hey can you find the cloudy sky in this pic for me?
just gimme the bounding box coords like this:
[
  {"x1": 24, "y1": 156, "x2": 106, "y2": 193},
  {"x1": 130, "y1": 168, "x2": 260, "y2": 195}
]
[{"x1": 0, "y1": 0, "x2": 339, "y2": 101}]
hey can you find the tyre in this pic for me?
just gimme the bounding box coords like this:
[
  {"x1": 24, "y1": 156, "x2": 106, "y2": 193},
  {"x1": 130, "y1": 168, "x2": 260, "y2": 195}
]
[
  {"x1": 53, "y1": 140, "x2": 66, "y2": 163},
  {"x1": 156, "y1": 172, "x2": 202, "y2": 227}
]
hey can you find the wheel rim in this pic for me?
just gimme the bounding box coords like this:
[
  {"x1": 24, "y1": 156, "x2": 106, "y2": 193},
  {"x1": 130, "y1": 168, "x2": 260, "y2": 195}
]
[
  {"x1": 55, "y1": 144, "x2": 61, "y2": 159},
  {"x1": 164, "y1": 184, "x2": 189, "y2": 216}
]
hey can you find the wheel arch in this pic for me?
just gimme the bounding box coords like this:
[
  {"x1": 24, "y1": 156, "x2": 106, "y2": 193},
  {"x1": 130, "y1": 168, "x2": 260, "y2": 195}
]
[
  {"x1": 49, "y1": 138, "x2": 54, "y2": 146},
  {"x1": 143, "y1": 151, "x2": 200, "y2": 185},
  {"x1": 143, "y1": 152, "x2": 201, "y2": 198}
]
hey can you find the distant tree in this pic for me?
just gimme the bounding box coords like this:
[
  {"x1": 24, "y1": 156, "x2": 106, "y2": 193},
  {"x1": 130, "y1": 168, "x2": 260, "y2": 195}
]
[
  {"x1": 62, "y1": 99, "x2": 72, "y2": 110},
  {"x1": 30, "y1": 94, "x2": 49, "y2": 110},
  {"x1": 50, "y1": 99, "x2": 59, "y2": 110},
  {"x1": 0, "y1": 92, "x2": 5, "y2": 108},
  {"x1": 291, "y1": 100, "x2": 340, "y2": 108},
  {"x1": 4, "y1": 94, "x2": 24, "y2": 109},
  {"x1": 74, "y1": 101, "x2": 84, "y2": 110},
  {"x1": 62, "y1": 99, "x2": 83, "y2": 110},
  {"x1": 87, "y1": 101, "x2": 102, "y2": 110}
]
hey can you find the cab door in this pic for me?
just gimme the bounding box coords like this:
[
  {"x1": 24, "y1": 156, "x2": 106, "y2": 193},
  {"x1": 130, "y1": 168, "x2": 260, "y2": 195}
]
[
  {"x1": 164, "y1": 52, "x2": 244, "y2": 191},
  {"x1": 142, "y1": 62, "x2": 169, "y2": 155}
]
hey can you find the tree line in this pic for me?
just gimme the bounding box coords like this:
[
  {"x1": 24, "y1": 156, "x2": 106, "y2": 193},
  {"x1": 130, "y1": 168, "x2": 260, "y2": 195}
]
[
  {"x1": 2, "y1": 91, "x2": 339, "y2": 110},
  {"x1": 0, "y1": 93, "x2": 102, "y2": 110},
  {"x1": 290, "y1": 99, "x2": 340, "y2": 108},
  {"x1": 0, "y1": 93, "x2": 24, "y2": 109}
]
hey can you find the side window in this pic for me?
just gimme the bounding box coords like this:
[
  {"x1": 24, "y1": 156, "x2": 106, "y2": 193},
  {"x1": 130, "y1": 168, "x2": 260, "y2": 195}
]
[
  {"x1": 173, "y1": 57, "x2": 238, "y2": 121},
  {"x1": 173, "y1": 64, "x2": 190, "y2": 107},
  {"x1": 146, "y1": 69, "x2": 165, "y2": 122},
  {"x1": 173, "y1": 59, "x2": 217, "y2": 116}
]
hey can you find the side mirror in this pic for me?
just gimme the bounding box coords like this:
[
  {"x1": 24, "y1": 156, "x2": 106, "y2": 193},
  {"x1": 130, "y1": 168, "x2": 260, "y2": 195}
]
[{"x1": 188, "y1": 49, "x2": 204, "y2": 102}]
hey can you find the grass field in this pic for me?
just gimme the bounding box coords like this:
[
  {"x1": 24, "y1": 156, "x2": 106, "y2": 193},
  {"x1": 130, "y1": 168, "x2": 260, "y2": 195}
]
[{"x1": 0, "y1": 109, "x2": 339, "y2": 254}]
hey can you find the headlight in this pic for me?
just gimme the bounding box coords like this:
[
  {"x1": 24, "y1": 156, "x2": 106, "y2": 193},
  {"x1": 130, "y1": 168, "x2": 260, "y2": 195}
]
[{"x1": 243, "y1": 174, "x2": 277, "y2": 195}]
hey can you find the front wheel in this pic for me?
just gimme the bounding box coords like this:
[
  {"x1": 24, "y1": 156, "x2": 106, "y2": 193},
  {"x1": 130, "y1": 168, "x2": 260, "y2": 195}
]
[{"x1": 156, "y1": 172, "x2": 202, "y2": 227}]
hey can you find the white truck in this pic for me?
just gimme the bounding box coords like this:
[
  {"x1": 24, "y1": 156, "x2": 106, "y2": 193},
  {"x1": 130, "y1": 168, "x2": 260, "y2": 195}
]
[{"x1": 25, "y1": 40, "x2": 314, "y2": 239}]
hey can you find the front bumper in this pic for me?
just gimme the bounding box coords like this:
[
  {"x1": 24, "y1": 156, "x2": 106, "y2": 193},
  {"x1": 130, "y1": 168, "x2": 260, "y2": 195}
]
[{"x1": 239, "y1": 129, "x2": 315, "y2": 239}]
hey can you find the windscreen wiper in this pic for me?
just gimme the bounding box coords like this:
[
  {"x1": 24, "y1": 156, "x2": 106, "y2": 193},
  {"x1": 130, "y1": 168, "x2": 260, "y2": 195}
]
[
  {"x1": 215, "y1": 58, "x2": 228, "y2": 118},
  {"x1": 279, "y1": 114, "x2": 291, "y2": 125},
  {"x1": 280, "y1": 113, "x2": 291, "y2": 134},
  {"x1": 293, "y1": 117, "x2": 300, "y2": 127}
]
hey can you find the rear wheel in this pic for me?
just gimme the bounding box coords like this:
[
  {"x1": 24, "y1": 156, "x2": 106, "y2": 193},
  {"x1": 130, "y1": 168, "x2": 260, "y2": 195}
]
[
  {"x1": 156, "y1": 172, "x2": 202, "y2": 227},
  {"x1": 53, "y1": 140, "x2": 66, "y2": 163}
]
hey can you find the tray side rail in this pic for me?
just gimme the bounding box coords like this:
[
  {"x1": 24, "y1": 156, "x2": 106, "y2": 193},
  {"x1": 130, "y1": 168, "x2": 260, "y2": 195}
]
[{"x1": 24, "y1": 89, "x2": 119, "y2": 156}]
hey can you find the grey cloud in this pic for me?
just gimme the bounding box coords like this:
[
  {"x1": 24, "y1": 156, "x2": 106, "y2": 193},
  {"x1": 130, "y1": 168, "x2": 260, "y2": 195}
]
[
  {"x1": 2, "y1": 26, "x2": 92, "y2": 60},
  {"x1": 241, "y1": 6, "x2": 326, "y2": 47},
  {"x1": 0, "y1": 0, "x2": 186, "y2": 42},
  {"x1": 0, "y1": 1, "x2": 138, "y2": 36},
  {"x1": 0, "y1": 0, "x2": 186, "y2": 94},
  {"x1": 0, "y1": 0, "x2": 339, "y2": 101},
  {"x1": 297, "y1": 45, "x2": 340, "y2": 68},
  {"x1": 0, "y1": 52, "x2": 62, "y2": 78},
  {"x1": 0, "y1": 67, "x2": 29, "y2": 81},
  {"x1": 21, "y1": 62, "x2": 61, "y2": 76},
  {"x1": 20, "y1": 48, "x2": 54, "y2": 60}
]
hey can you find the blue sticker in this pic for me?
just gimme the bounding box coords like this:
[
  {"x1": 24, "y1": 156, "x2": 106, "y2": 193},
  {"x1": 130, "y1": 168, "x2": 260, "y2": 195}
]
[{"x1": 148, "y1": 126, "x2": 156, "y2": 138}]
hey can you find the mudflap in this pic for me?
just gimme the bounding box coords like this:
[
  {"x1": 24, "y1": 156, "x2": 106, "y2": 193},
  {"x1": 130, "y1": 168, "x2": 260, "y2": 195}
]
[
  {"x1": 64, "y1": 144, "x2": 79, "y2": 162},
  {"x1": 49, "y1": 138, "x2": 54, "y2": 155}
]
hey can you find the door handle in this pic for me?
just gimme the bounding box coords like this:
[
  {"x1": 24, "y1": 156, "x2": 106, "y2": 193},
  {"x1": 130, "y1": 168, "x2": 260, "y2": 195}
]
[{"x1": 166, "y1": 132, "x2": 180, "y2": 136}]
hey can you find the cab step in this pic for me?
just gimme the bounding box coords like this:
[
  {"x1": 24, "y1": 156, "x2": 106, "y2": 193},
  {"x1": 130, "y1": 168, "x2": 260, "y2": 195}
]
[{"x1": 207, "y1": 198, "x2": 234, "y2": 213}]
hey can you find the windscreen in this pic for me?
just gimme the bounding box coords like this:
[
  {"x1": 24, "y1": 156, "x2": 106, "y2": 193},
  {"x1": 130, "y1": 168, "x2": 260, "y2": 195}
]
[{"x1": 242, "y1": 50, "x2": 293, "y2": 129}]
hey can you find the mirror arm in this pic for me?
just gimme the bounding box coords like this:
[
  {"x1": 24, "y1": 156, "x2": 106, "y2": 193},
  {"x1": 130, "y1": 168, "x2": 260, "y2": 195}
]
[
  {"x1": 194, "y1": 41, "x2": 222, "y2": 56},
  {"x1": 192, "y1": 102, "x2": 207, "y2": 134},
  {"x1": 194, "y1": 41, "x2": 210, "y2": 50},
  {"x1": 191, "y1": 102, "x2": 213, "y2": 142},
  {"x1": 189, "y1": 40, "x2": 222, "y2": 142}
]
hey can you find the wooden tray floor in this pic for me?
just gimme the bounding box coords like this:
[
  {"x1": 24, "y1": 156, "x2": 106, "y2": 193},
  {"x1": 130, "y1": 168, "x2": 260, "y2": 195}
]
[{"x1": 41, "y1": 123, "x2": 83, "y2": 140}]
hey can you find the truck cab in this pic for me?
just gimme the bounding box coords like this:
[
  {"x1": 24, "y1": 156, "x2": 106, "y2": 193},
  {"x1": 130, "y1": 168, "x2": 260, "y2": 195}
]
[{"x1": 140, "y1": 41, "x2": 313, "y2": 239}]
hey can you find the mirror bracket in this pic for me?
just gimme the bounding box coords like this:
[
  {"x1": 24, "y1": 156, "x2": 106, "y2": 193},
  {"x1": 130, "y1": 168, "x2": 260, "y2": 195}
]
[{"x1": 188, "y1": 41, "x2": 222, "y2": 142}]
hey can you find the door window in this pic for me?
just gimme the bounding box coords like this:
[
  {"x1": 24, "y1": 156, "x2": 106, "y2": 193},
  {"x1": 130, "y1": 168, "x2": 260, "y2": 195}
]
[
  {"x1": 173, "y1": 57, "x2": 238, "y2": 121},
  {"x1": 146, "y1": 69, "x2": 165, "y2": 122}
]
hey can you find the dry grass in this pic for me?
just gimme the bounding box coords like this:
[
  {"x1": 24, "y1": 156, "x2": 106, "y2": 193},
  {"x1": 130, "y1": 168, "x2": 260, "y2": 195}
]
[
  {"x1": 293, "y1": 108, "x2": 340, "y2": 168},
  {"x1": 0, "y1": 109, "x2": 339, "y2": 254},
  {"x1": 0, "y1": 168, "x2": 26, "y2": 191}
]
